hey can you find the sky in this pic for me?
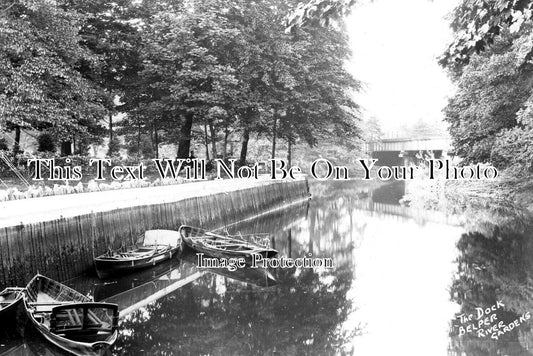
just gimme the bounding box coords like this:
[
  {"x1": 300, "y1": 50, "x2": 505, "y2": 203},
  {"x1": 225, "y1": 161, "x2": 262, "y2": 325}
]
[{"x1": 345, "y1": 0, "x2": 460, "y2": 135}]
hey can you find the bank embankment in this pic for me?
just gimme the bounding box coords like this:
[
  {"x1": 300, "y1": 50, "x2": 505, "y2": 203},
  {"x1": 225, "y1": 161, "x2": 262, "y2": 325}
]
[{"x1": 0, "y1": 178, "x2": 309, "y2": 289}]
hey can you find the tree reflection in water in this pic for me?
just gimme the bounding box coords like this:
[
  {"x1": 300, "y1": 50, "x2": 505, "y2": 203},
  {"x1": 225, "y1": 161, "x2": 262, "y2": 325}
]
[
  {"x1": 449, "y1": 213, "x2": 533, "y2": 356},
  {"x1": 115, "y1": 265, "x2": 356, "y2": 355},
  {"x1": 114, "y1": 181, "x2": 369, "y2": 355},
  {"x1": 1, "y1": 180, "x2": 489, "y2": 355}
]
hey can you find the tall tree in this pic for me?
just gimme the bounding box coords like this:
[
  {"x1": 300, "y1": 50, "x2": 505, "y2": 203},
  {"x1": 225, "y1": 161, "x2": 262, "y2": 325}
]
[
  {"x1": 442, "y1": 1, "x2": 533, "y2": 171},
  {"x1": 67, "y1": 0, "x2": 144, "y2": 154},
  {"x1": 117, "y1": 0, "x2": 362, "y2": 162},
  {"x1": 232, "y1": 0, "x2": 361, "y2": 163},
  {"x1": 0, "y1": 0, "x2": 107, "y2": 159},
  {"x1": 124, "y1": 0, "x2": 241, "y2": 159}
]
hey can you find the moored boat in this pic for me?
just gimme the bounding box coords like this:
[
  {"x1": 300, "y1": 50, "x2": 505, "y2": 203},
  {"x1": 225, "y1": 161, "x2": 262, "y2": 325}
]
[
  {"x1": 179, "y1": 225, "x2": 278, "y2": 260},
  {"x1": 0, "y1": 287, "x2": 24, "y2": 318},
  {"x1": 23, "y1": 274, "x2": 119, "y2": 356},
  {"x1": 94, "y1": 229, "x2": 181, "y2": 279}
]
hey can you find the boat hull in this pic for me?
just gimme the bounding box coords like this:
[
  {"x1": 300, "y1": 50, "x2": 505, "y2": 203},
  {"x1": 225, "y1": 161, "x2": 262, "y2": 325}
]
[
  {"x1": 0, "y1": 288, "x2": 24, "y2": 320},
  {"x1": 179, "y1": 225, "x2": 278, "y2": 261},
  {"x1": 187, "y1": 243, "x2": 275, "y2": 260},
  {"x1": 30, "y1": 320, "x2": 118, "y2": 356},
  {"x1": 23, "y1": 274, "x2": 119, "y2": 356},
  {"x1": 94, "y1": 246, "x2": 179, "y2": 279}
]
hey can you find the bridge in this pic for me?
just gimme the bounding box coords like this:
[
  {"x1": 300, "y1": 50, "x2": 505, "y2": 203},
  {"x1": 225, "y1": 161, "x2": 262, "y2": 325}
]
[{"x1": 365, "y1": 136, "x2": 453, "y2": 166}]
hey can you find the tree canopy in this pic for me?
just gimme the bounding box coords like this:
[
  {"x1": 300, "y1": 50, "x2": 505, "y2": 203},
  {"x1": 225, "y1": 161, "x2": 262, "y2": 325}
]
[
  {"x1": 0, "y1": 0, "x2": 361, "y2": 163},
  {"x1": 285, "y1": 0, "x2": 357, "y2": 32},
  {"x1": 442, "y1": 0, "x2": 533, "y2": 172},
  {"x1": 440, "y1": 0, "x2": 533, "y2": 72},
  {"x1": 0, "y1": 0, "x2": 108, "y2": 152},
  {"x1": 114, "y1": 0, "x2": 361, "y2": 161}
]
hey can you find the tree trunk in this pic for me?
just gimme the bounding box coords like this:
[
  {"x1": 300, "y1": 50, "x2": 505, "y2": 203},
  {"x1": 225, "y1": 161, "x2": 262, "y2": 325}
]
[
  {"x1": 209, "y1": 123, "x2": 217, "y2": 159},
  {"x1": 149, "y1": 126, "x2": 154, "y2": 155},
  {"x1": 107, "y1": 113, "x2": 114, "y2": 156},
  {"x1": 204, "y1": 123, "x2": 210, "y2": 160},
  {"x1": 287, "y1": 136, "x2": 292, "y2": 167},
  {"x1": 153, "y1": 123, "x2": 159, "y2": 159},
  {"x1": 61, "y1": 141, "x2": 72, "y2": 156},
  {"x1": 177, "y1": 112, "x2": 194, "y2": 159},
  {"x1": 137, "y1": 122, "x2": 141, "y2": 159},
  {"x1": 109, "y1": 113, "x2": 113, "y2": 141},
  {"x1": 13, "y1": 125, "x2": 20, "y2": 164},
  {"x1": 223, "y1": 124, "x2": 229, "y2": 158},
  {"x1": 239, "y1": 127, "x2": 250, "y2": 166},
  {"x1": 271, "y1": 117, "x2": 277, "y2": 159}
]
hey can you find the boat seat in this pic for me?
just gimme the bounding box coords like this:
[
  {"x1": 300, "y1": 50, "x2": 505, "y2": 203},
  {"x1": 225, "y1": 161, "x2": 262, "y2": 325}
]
[
  {"x1": 121, "y1": 250, "x2": 154, "y2": 257},
  {"x1": 120, "y1": 253, "x2": 143, "y2": 258},
  {"x1": 36, "y1": 306, "x2": 54, "y2": 313},
  {"x1": 30, "y1": 302, "x2": 69, "y2": 313}
]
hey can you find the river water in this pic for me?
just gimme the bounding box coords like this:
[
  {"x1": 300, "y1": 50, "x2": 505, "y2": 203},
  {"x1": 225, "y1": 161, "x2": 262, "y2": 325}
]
[{"x1": 1, "y1": 180, "x2": 532, "y2": 355}]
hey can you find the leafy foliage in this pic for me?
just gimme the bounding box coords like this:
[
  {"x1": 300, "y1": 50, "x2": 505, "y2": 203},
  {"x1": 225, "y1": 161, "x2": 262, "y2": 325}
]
[
  {"x1": 441, "y1": 0, "x2": 533, "y2": 72},
  {"x1": 0, "y1": 137, "x2": 7, "y2": 151},
  {"x1": 37, "y1": 132, "x2": 56, "y2": 152},
  {"x1": 450, "y1": 224, "x2": 533, "y2": 356},
  {"x1": 285, "y1": 0, "x2": 357, "y2": 33},
  {"x1": 0, "y1": 0, "x2": 107, "y2": 144},
  {"x1": 1, "y1": 0, "x2": 361, "y2": 162},
  {"x1": 443, "y1": 4, "x2": 533, "y2": 172},
  {"x1": 107, "y1": 135, "x2": 122, "y2": 156},
  {"x1": 117, "y1": 0, "x2": 360, "y2": 160}
]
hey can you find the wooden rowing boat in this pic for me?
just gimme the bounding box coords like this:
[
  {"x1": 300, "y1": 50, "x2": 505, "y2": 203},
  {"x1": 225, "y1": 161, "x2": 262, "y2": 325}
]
[
  {"x1": 94, "y1": 229, "x2": 181, "y2": 279},
  {"x1": 0, "y1": 287, "x2": 24, "y2": 319},
  {"x1": 179, "y1": 225, "x2": 278, "y2": 259},
  {"x1": 23, "y1": 274, "x2": 119, "y2": 356}
]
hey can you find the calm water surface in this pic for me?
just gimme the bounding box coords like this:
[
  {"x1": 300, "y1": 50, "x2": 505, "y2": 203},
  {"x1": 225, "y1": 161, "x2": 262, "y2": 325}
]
[{"x1": 1, "y1": 180, "x2": 532, "y2": 356}]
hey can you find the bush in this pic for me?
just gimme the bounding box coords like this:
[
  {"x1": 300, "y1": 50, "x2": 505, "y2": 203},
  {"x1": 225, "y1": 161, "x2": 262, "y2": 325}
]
[
  {"x1": 37, "y1": 133, "x2": 56, "y2": 152},
  {"x1": 492, "y1": 126, "x2": 533, "y2": 173},
  {"x1": 108, "y1": 136, "x2": 122, "y2": 156},
  {"x1": 0, "y1": 137, "x2": 8, "y2": 151},
  {"x1": 125, "y1": 134, "x2": 153, "y2": 158}
]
